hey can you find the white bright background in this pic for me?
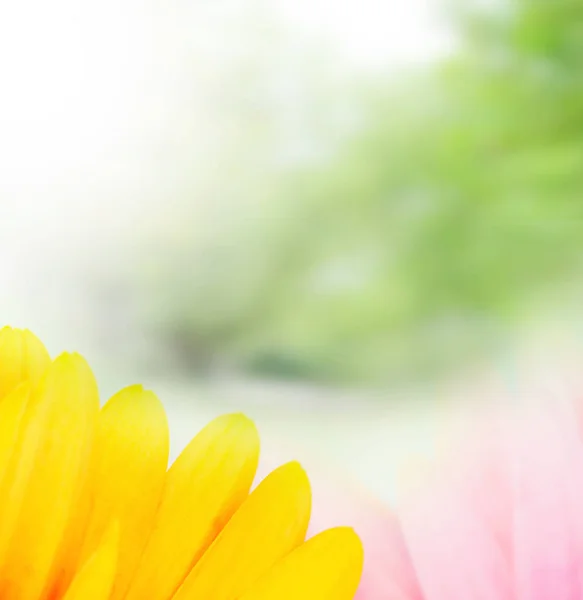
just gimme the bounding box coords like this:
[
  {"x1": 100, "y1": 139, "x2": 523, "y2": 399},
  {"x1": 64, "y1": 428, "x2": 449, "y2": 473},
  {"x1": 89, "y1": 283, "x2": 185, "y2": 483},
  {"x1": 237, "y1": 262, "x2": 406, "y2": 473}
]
[{"x1": 0, "y1": 0, "x2": 453, "y2": 502}]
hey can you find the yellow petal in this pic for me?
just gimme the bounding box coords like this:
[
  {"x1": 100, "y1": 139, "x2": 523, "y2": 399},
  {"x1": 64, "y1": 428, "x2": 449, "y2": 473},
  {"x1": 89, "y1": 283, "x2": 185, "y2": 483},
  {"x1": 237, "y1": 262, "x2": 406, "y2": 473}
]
[
  {"x1": 0, "y1": 353, "x2": 99, "y2": 600},
  {"x1": 240, "y1": 527, "x2": 364, "y2": 600},
  {"x1": 43, "y1": 385, "x2": 170, "y2": 600},
  {"x1": 174, "y1": 461, "x2": 311, "y2": 600},
  {"x1": 0, "y1": 327, "x2": 50, "y2": 399},
  {"x1": 0, "y1": 383, "x2": 30, "y2": 486},
  {"x1": 0, "y1": 383, "x2": 31, "y2": 561},
  {"x1": 80, "y1": 385, "x2": 169, "y2": 600},
  {"x1": 62, "y1": 523, "x2": 119, "y2": 600},
  {"x1": 125, "y1": 413, "x2": 260, "y2": 600}
]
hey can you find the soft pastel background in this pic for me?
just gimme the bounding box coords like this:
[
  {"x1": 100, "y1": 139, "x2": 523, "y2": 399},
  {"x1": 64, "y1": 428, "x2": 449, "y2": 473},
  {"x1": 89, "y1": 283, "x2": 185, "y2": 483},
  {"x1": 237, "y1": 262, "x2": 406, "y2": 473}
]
[{"x1": 3, "y1": 0, "x2": 583, "y2": 504}]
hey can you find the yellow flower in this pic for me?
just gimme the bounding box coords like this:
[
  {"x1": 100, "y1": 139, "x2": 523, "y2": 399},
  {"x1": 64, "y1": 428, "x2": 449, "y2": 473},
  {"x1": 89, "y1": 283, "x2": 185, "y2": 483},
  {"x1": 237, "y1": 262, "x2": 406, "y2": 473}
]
[{"x1": 0, "y1": 326, "x2": 363, "y2": 600}]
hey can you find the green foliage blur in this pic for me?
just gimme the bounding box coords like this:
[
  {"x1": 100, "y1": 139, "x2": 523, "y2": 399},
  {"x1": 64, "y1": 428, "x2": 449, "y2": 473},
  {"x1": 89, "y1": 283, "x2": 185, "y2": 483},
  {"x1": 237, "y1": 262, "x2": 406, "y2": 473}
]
[{"x1": 138, "y1": 0, "x2": 583, "y2": 384}]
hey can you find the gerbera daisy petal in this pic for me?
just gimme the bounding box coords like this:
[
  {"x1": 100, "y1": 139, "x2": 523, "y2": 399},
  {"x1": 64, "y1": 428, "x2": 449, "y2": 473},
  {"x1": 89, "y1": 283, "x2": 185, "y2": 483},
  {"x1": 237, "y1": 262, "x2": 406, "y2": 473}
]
[
  {"x1": 0, "y1": 327, "x2": 50, "y2": 399},
  {"x1": 0, "y1": 383, "x2": 30, "y2": 488},
  {"x1": 125, "y1": 413, "x2": 260, "y2": 600},
  {"x1": 62, "y1": 522, "x2": 119, "y2": 600},
  {"x1": 511, "y1": 399, "x2": 583, "y2": 600},
  {"x1": 0, "y1": 353, "x2": 99, "y2": 600},
  {"x1": 79, "y1": 385, "x2": 170, "y2": 600},
  {"x1": 173, "y1": 460, "x2": 311, "y2": 600},
  {"x1": 239, "y1": 527, "x2": 364, "y2": 600},
  {"x1": 0, "y1": 327, "x2": 364, "y2": 600},
  {"x1": 398, "y1": 464, "x2": 512, "y2": 600}
]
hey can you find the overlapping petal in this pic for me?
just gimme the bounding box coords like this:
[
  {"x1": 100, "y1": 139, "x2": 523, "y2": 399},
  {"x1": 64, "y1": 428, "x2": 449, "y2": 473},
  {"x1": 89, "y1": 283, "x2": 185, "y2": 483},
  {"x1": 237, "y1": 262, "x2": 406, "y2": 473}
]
[
  {"x1": 308, "y1": 387, "x2": 583, "y2": 600},
  {"x1": 0, "y1": 326, "x2": 364, "y2": 600}
]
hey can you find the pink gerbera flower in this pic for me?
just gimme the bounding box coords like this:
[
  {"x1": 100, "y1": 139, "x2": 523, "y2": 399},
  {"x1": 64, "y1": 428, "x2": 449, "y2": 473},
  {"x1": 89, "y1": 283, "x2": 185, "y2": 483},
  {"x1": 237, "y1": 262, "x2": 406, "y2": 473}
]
[{"x1": 310, "y1": 374, "x2": 583, "y2": 600}]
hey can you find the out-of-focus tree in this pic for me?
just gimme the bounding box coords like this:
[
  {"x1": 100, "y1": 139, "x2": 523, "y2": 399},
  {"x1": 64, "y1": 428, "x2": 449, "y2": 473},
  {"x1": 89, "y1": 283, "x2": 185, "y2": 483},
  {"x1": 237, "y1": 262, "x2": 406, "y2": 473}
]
[{"x1": 136, "y1": 0, "x2": 583, "y2": 384}]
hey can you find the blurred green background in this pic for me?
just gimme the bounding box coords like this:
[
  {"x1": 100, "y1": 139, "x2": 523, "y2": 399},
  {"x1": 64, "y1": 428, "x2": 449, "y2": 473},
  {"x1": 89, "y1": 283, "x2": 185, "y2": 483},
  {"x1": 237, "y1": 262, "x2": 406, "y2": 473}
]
[
  {"x1": 3, "y1": 0, "x2": 583, "y2": 500},
  {"x1": 129, "y1": 0, "x2": 583, "y2": 386}
]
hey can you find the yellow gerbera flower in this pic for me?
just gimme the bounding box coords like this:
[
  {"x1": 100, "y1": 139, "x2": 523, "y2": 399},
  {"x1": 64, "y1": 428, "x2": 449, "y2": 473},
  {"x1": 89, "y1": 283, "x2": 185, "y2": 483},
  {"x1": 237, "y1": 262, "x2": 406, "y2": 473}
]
[{"x1": 0, "y1": 327, "x2": 363, "y2": 600}]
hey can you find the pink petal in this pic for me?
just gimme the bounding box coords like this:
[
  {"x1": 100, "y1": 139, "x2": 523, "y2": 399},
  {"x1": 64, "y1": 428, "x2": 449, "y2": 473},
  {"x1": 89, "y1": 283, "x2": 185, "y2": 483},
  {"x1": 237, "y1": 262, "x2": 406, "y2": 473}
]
[
  {"x1": 257, "y1": 449, "x2": 422, "y2": 600},
  {"x1": 397, "y1": 457, "x2": 513, "y2": 600},
  {"x1": 509, "y1": 395, "x2": 583, "y2": 600}
]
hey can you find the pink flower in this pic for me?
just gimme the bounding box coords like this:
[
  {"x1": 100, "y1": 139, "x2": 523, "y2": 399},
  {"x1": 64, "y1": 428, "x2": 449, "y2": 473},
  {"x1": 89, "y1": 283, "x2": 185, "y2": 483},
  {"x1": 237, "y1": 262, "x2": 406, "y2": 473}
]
[{"x1": 305, "y1": 379, "x2": 583, "y2": 600}]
